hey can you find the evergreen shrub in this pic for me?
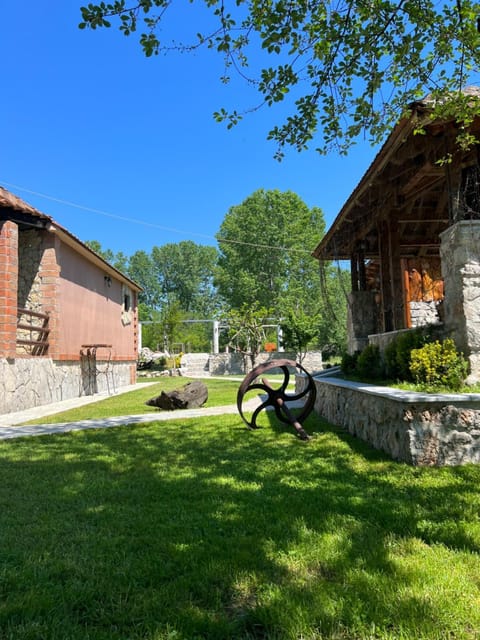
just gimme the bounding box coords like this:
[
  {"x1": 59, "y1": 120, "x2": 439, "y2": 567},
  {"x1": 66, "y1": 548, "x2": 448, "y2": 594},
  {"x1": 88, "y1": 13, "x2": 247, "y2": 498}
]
[
  {"x1": 356, "y1": 344, "x2": 384, "y2": 381},
  {"x1": 384, "y1": 328, "x2": 427, "y2": 381},
  {"x1": 341, "y1": 351, "x2": 359, "y2": 376}
]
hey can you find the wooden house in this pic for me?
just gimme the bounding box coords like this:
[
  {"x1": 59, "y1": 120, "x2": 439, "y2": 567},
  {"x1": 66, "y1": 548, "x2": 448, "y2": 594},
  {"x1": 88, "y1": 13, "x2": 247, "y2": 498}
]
[{"x1": 313, "y1": 87, "x2": 480, "y2": 382}]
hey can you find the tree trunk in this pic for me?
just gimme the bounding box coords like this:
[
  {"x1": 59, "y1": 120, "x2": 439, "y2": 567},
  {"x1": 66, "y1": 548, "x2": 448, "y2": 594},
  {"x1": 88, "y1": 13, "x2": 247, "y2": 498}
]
[{"x1": 145, "y1": 380, "x2": 208, "y2": 410}]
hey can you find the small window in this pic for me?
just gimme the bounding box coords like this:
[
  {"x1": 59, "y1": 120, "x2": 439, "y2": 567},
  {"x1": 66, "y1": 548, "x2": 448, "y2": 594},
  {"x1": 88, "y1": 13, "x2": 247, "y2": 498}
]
[{"x1": 121, "y1": 286, "x2": 133, "y2": 325}]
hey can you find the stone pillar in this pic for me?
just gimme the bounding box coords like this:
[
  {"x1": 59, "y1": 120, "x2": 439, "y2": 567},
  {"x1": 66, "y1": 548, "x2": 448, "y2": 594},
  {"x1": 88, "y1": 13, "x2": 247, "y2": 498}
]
[
  {"x1": 347, "y1": 291, "x2": 378, "y2": 353},
  {"x1": 440, "y1": 221, "x2": 480, "y2": 382},
  {"x1": 0, "y1": 220, "x2": 19, "y2": 358}
]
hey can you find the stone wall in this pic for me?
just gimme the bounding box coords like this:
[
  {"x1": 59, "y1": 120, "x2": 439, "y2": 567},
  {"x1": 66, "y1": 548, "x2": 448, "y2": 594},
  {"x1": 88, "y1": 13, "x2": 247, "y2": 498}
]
[
  {"x1": 0, "y1": 358, "x2": 134, "y2": 415},
  {"x1": 299, "y1": 375, "x2": 480, "y2": 466},
  {"x1": 440, "y1": 220, "x2": 480, "y2": 383},
  {"x1": 368, "y1": 324, "x2": 445, "y2": 354},
  {"x1": 409, "y1": 300, "x2": 443, "y2": 327},
  {"x1": 347, "y1": 291, "x2": 378, "y2": 353},
  {"x1": 202, "y1": 351, "x2": 323, "y2": 376},
  {"x1": 17, "y1": 229, "x2": 42, "y2": 310}
]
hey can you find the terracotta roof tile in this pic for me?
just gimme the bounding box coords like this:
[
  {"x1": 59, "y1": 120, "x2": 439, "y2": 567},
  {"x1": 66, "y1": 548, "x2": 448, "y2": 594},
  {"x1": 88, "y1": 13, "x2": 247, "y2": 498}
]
[{"x1": 0, "y1": 186, "x2": 52, "y2": 221}]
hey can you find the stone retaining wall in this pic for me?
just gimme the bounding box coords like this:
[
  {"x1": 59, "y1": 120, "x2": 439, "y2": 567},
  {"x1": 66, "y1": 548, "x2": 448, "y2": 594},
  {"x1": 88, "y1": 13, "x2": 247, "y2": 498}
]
[
  {"x1": 298, "y1": 375, "x2": 480, "y2": 466},
  {"x1": 198, "y1": 351, "x2": 323, "y2": 376},
  {"x1": 0, "y1": 358, "x2": 134, "y2": 415}
]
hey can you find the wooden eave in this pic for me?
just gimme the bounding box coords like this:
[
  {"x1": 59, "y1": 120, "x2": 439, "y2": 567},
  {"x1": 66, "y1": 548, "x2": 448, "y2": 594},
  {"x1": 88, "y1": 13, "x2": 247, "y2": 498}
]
[{"x1": 312, "y1": 106, "x2": 480, "y2": 262}]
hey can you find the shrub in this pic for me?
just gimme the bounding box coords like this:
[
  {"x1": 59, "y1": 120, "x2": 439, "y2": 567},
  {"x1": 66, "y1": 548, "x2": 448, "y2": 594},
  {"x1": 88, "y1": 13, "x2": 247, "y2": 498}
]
[
  {"x1": 341, "y1": 351, "x2": 359, "y2": 376},
  {"x1": 356, "y1": 344, "x2": 384, "y2": 381},
  {"x1": 409, "y1": 338, "x2": 468, "y2": 391},
  {"x1": 384, "y1": 328, "x2": 427, "y2": 381}
]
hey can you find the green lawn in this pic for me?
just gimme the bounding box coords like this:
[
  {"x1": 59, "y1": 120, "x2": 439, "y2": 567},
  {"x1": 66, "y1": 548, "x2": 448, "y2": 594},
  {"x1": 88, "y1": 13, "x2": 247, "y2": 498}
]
[
  {"x1": 1, "y1": 410, "x2": 480, "y2": 639},
  {"x1": 23, "y1": 377, "x2": 243, "y2": 425}
]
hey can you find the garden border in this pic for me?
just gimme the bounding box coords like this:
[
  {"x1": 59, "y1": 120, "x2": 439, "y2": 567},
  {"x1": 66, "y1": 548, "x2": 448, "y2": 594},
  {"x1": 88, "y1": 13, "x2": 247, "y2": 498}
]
[{"x1": 298, "y1": 372, "x2": 480, "y2": 465}]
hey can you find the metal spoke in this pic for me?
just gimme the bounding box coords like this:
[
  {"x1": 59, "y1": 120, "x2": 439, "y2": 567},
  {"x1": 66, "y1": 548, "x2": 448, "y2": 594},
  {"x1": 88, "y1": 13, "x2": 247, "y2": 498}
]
[{"x1": 236, "y1": 359, "x2": 317, "y2": 440}]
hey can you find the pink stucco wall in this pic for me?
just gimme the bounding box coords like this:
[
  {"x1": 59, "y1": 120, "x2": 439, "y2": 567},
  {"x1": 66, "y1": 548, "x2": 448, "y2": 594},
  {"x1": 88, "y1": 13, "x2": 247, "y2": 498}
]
[{"x1": 56, "y1": 242, "x2": 138, "y2": 360}]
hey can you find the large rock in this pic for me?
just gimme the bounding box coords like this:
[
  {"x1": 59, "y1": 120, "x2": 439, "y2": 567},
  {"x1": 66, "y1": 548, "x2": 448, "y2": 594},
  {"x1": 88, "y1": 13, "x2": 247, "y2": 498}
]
[{"x1": 145, "y1": 380, "x2": 208, "y2": 410}]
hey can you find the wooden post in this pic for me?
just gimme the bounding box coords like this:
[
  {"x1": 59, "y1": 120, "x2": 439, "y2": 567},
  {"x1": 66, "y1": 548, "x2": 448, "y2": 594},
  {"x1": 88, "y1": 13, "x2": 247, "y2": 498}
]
[
  {"x1": 402, "y1": 259, "x2": 412, "y2": 329},
  {"x1": 378, "y1": 219, "x2": 392, "y2": 332},
  {"x1": 350, "y1": 254, "x2": 359, "y2": 292},
  {"x1": 387, "y1": 217, "x2": 405, "y2": 330}
]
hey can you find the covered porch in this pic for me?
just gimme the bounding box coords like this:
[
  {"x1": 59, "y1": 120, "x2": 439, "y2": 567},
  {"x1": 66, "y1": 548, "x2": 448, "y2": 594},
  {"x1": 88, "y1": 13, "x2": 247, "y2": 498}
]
[{"x1": 313, "y1": 88, "x2": 480, "y2": 381}]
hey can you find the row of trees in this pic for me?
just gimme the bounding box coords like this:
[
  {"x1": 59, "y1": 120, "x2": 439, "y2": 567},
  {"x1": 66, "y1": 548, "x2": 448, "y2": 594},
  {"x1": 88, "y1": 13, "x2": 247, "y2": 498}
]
[{"x1": 88, "y1": 189, "x2": 349, "y2": 358}]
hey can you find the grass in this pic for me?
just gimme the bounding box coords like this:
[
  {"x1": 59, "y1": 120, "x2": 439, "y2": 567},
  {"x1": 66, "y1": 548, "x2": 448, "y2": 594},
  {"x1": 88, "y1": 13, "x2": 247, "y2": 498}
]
[
  {"x1": 337, "y1": 373, "x2": 480, "y2": 394},
  {"x1": 22, "y1": 377, "x2": 243, "y2": 425},
  {"x1": 1, "y1": 408, "x2": 480, "y2": 639},
  {"x1": 389, "y1": 380, "x2": 480, "y2": 394}
]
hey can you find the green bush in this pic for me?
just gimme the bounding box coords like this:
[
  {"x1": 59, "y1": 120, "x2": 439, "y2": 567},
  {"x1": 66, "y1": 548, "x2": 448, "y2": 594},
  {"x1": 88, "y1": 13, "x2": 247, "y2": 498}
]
[
  {"x1": 409, "y1": 338, "x2": 468, "y2": 391},
  {"x1": 384, "y1": 328, "x2": 427, "y2": 381},
  {"x1": 341, "y1": 351, "x2": 359, "y2": 376},
  {"x1": 356, "y1": 344, "x2": 384, "y2": 381}
]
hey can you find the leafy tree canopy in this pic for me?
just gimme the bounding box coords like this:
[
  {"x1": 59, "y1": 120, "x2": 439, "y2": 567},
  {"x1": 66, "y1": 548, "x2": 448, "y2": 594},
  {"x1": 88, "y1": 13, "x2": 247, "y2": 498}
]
[
  {"x1": 128, "y1": 250, "x2": 162, "y2": 308},
  {"x1": 279, "y1": 308, "x2": 320, "y2": 364},
  {"x1": 215, "y1": 189, "x2": 325, "y2": 315},
  {"x1": 79, "y1": 0, "x2": 480, "y2": 156},
  {"x1": 227, "y1": 302, "x2": 273, "y2": 368},
  {"x1": 85, "y1": 239, "x2": 128, "y2": 272},
  {"x1": 151, "y1": 241, "x2": 219, "y2": 316}
]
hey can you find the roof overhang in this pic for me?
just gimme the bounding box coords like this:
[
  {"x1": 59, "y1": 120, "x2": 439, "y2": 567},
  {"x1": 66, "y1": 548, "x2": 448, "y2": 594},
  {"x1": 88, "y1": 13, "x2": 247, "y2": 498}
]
[
  {"x1": 0, "y1": 186, "x2": 142, "y2": 292},
  {"x1": 312, "y1": 90, "x2": 480, "y2": 262}
]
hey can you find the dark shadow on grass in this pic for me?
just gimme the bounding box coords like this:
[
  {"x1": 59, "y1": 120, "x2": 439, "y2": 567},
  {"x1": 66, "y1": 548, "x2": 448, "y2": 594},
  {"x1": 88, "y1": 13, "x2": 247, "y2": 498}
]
[{"x1": 0, "y1": 412, "x2": 480, "y2": 639}]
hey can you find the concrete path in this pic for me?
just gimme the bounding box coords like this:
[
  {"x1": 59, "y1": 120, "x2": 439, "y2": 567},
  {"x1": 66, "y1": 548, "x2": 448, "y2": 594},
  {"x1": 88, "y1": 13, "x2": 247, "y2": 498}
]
[
  {"x1": 0, "y1": 376, "x2": 308, "y2": 441},
  {"x1": 0, "y1": 382, "x2": 266, "y2": 441},
  {"x1": 0, "y1": 383, "x2": 155, "y2": 426},
  {"x1": 0, "y1": 404, "x2": 253, "y2": 441}
]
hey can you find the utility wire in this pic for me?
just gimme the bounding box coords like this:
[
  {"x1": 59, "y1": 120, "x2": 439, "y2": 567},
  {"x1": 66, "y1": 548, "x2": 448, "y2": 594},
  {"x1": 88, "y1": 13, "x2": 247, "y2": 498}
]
[{"x1": 1, "y1": 180, "x2": 314, "y2": 255}]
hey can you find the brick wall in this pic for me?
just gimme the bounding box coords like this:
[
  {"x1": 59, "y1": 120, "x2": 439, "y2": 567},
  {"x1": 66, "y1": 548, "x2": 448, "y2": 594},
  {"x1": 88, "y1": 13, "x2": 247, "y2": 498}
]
[{"x1": 0, "y1": 221, "x2": 18, "y2": 358}]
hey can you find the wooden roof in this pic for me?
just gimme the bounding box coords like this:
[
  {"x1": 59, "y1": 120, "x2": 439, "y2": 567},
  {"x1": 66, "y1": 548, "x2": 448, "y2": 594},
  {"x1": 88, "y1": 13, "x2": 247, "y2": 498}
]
[{"x1": 313, "y1": 89, "x2": 480, "y2": 261}]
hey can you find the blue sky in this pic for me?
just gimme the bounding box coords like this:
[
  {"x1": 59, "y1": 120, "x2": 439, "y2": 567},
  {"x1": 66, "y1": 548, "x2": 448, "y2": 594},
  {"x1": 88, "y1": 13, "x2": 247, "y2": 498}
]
[{"x1": 1, "y1": 1, "x2": 378, "y2": 257}]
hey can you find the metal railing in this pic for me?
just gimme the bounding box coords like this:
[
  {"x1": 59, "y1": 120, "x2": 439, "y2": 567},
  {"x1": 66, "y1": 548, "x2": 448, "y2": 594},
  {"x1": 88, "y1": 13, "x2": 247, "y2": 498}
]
[{"x1": 16, "y1": 307, "x2": 50, "y2": 355}]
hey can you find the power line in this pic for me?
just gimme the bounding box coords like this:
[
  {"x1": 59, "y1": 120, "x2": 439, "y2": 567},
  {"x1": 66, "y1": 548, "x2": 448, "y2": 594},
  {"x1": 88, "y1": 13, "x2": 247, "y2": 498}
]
[
  {"x1": 0, "y1": 180, "x2": 214, "y2": 240},
  {"x1": 1, "y1": 180, "x2": 315, "y2": 254}
]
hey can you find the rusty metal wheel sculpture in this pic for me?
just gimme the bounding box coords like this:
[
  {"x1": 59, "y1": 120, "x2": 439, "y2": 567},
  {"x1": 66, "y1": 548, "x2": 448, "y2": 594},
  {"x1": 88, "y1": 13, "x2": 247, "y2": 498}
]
[{"x1": 237, "y1": 359, "x2": 316, "y2": 441}]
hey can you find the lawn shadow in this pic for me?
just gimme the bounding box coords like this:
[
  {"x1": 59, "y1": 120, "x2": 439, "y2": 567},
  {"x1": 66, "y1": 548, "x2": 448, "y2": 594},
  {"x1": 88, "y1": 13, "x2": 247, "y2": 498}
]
[{"x1": 1, "y1": 411, "x2": 480, "y2": 639}]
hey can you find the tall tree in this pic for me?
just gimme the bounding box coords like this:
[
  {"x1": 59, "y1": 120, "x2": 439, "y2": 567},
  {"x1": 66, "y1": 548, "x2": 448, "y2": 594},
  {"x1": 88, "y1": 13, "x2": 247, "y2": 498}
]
[
  {"x1": 85, "y1": 240, "x2": 128, "y2": 272},
  {"x1": 317, "y1": 264, "x2": 349, "y2": 357},
  {"x1": 127, "y1": 250, "x2": 162, "y2": 308},
  {"x1": 151, "y1": 241, "x2": 219, "y2": 316},
  {"x1": 215, "y1": 189, "x2": 325, "y2": 315},
  {"x1": 79, "y1": 1, "x2": 480, "y2": 156}
]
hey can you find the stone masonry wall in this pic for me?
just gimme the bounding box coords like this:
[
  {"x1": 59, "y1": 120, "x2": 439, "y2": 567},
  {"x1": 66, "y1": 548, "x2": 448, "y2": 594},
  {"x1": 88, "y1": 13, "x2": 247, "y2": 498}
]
[
  {"x1": 409, "y1": 300, "x2": 443, "y2": 327},
  {"x1": 347, "y1": 291, "x2": 378, "y2": 353},
  {"x1": 17, "y1": 230, "x2": 42, "y2": 310},
  {"x1": 299, "y1": 375, "x2": 480, "y2": 466},
  {"x1": 204, "y1": 351, "x2": 323, "y2": 376},
  {"x1": 0, "y1": 358, "x2": 133, "y2": 415},
  {"x1": 440, "y1": 220, "x2": 480, "y2": 382}
]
